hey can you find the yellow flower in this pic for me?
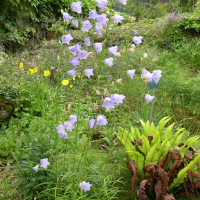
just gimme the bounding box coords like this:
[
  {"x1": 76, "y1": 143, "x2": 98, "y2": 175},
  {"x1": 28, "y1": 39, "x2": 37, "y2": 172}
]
[
  {"x1": 6, "y1": 93, "x2": 8, "y2": 95},
  {"x1": 70, "y1": 85, "x2": 73, "y2": 88},
  {"x1": 33, "y1": 68, "x2": 37, "y2": 74},
  {"x1": 19, "y1": 62, "x2": 23, "y2": 69},
  {"x1": 27, "y1": 69, "x2": 34, "y2": 75},
  {"x1": 73, "y1": 77, "x2": 75, "y2": 81},
  {"x1": 78, "y1": 75, "x2": 81, "y2": 78},
  {"x1": 44, "y1": 70, "x2": 50, "y2": 77},
  {"x1": 62, "y1": 80, "x2": 69, "y2": 86},
  {"x1": 19, "y1": 92, "x2": 20, "y2": 94}
]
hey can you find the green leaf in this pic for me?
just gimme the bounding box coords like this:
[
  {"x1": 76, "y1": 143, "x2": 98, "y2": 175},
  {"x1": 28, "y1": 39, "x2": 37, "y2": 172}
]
[
  {"x1": 145, "y1": 142, "x2": 159, "y2": 167},
  {"x1": 138, "y1": 135, "x2": 150, "y2": 155},
  {"x1": 169, "y1": 153, "x2": 200, "y2": 190},
  {"x1": 156, "y1": 116, "x2": 171, "y2": 134},
  {"x1": 162, "y1": 122, "x2": 174, "y2": 140}
]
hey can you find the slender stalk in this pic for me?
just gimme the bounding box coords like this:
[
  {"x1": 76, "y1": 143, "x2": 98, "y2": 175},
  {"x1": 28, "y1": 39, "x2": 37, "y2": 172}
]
[{"x1": 149, "y1": 88, "x2": 155, "y2": 124}]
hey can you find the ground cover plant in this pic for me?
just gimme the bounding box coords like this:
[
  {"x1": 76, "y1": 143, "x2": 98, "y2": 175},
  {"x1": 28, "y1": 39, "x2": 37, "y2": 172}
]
[{"x1": 0, "y1": 0, "x2": 200, "y2": 199}]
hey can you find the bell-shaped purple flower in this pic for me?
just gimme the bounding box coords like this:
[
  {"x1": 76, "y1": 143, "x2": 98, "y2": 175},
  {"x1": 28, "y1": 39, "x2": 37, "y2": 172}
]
[
  {"x1": 71, "y1": 1, "x2": 82, "y2": 13},
  {"x1": 145, "y1": 72, "x2": 153, "y2": 82},
  {"x1": 56, "y1": 124, "x2": 66, "y2": 134},
  {"x1": 62, "y1": 34, "x2": 73, "y2": 45},
  {"x1": 84, "y1": 69, "x2": 93, "y2": 78},
  {"x1": 96, "y1": 114, "x2": 108, "y2": 126},
  {"x1": 127, "y1": 69, "x2": 136, "y2": 79},
  {"x1": 113, "y1": 14, "x2": 124, "y2": 24},
  {"x1": 110, "y1": 94, "x2": 125, "y2": 106},
  {"x1": 81, "y1": 20, "x2": 93, "y2": 32},
  {"x1": 102, "y1": 97, "x2": 115, "y2": 110},
  {"x1": 133, "y1": 30, "x2": 137, "y2": 35},
  {"x1": 132, "y1": 36, "x2": 143, "y2": 46},
  {"x1": 70, "y1": 43, "x2": 81, "y2": 55},
  {"x1": 96, "y1": 13, "x2": 108, "y2": 26},
  {"x1": 72, "y1": 20, "x2": 78, "y2": 28},
  {"x1": 105, "y1": 57, "x2": 113, "y2": 66},
  {"x1": 70, "y1": 115, "x2": 77, "y2": 124},
  {"x1": 96, "y1": 0, "x2": 108, "y2": 11},
  {"x1": 78, "y1": 49, "x2": 89, "y2": 59},
  {"x1": 69, "y1": 57, "x2": 79, "y2": 67},
  {"x1": 94, "y1": 43, "x2": 103, "y2": 53},
  {"x1": 64, "y1": 121, "x2": 74, "y2": 132},
  {"x1": 95, "y1": 22, "x2": 104, "y2": 36},
  {"x1": 84, "y1": 38, "x2": 90, "y2": 46},
  {"x1": 118, "y1": 0, "x2": 127, "y2": 5},
  {"x1": 67, "y1": 69, "x2": 76, "y2": 77},
  {"x1": 89, "y1": 9, "x2": 98, "y2": 19},
  {"x1": 152, "y1": 70, "x2": 162, "y2": 84},
  {"x1": 145, "y1": 94, "x2": 155, "y2": 104},
  {"x1": 79, "y1": 181, "x2": 92, "y2": 192},
  {"x1": 33, "y1": 165, "x2": 39, "y2": 172},
  {"x1": 109, "y1": 46, "x2": 118, "y2": 56},
  {"x1": 63, "y1": 13, "x2": 72, "y2": 22},
  {"x1": 63, "y1": 132, "x2": 70, "y2": 140},
  {"x1": 40, "y1": 158, "x2": 50, "y2": 169},
  {"x1": 89, "y1": 119, "x2": 96, "y2": 129}
]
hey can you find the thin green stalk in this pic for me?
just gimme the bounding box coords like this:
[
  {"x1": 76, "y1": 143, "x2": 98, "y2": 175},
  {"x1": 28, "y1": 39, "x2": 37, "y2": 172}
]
[{"x1": 149, "y1": 88, "x2": 155, "y2": 124}]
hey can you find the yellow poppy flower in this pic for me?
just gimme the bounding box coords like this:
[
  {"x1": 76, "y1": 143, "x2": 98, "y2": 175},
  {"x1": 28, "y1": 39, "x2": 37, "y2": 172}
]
[
  {"x1": 33, "y1": 68, "x2": 37, "y2": 74},
  {"x1": 62, "y1": 80, "x2": 69, "y2": 86},
  {"x1": 27, "y1": 69, "x2": 34, "y2": 75},
  {"x1": 70, "y1": 85, "x2": 73, "y2": 88},
  {"x1": 73, "y1": 77, "x2": 75, "y2": 81},
  {"x1": 19, "y1": 62, "x2": 23, "y2": 69},
  {"x1": 44, "y1": 70, "x2": 50, "y2": 77}
]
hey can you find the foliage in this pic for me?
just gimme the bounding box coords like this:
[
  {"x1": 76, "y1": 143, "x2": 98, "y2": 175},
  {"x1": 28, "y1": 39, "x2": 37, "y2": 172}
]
[
  {"x1": 0, "y1": 0, "x2": 97, "y2": 47},
  {"x1": 116, "y1": 117, "x2": 200, "y2": 198}
]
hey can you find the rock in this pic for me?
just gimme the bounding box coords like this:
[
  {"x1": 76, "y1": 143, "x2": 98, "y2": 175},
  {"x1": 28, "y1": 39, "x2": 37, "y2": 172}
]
[{"x1": 0, "y1": 98, "x2": 14, "y2": 122}]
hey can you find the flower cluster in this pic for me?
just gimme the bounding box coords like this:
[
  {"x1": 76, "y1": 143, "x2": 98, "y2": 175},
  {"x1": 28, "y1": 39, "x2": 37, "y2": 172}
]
[
  {"x1": 56, "y1": 115, "x2": 77, "y2": 140},
  {"x1": 89, "y1": 114, "x2": 108, "y2": 129},
  {"x1": 141, "y1": 69, "x2": 162, "y2": 84},
  {"x1": 33, "y1": 158, "x2": 50, "y2": 172},
  {"x1": 102, "y1": 94, "x2": 125, "y2": 111}
]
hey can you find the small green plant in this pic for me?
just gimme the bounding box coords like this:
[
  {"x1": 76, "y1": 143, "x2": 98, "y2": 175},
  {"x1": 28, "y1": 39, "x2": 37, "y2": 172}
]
[{"x1": 116, "y1": 117, "x2": 200, "y2": 198}]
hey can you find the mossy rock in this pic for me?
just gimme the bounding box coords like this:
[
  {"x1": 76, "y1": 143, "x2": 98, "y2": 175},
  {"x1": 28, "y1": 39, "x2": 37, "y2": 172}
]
[{"x1": 0, "y1": 98, "x2": 14, "y2": 122}]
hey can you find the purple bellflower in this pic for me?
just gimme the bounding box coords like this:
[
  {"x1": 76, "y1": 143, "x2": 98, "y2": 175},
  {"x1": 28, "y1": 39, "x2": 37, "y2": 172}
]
[
  {"x1": 94, "y1": 43, "x2": 103, "y2": 53},
  {"x1": 78, "y1": 49, "x2": 89, "y2": 59},
  {"x1": 89, "y1": 9, "x2": 98, "y2": 19},
  {"x1": 69, "y1": 57, "x2": 79, "y2": 67},
  {"x1": 56, "y1": 124, "x2": 66, "y2": 134},
  {"x1": 67, "y1": 69, "x2": 76, "y2": 77},
  {"x1": 133, "y1": 30, "x2": 137, "y2": 35},
  {"x1": 113, "y1": 14, "x2": 124, "y2": 24},
  {"x1": 62, "y1": 34, "x2": 73, "y2": 45},
  {"x1": 96, "y1": 114, "x2": 108, "y2": 126},
  {"x1": 118, "y1": 0, "x2": 127, "y2": 5},
  {"x1": 110, "y1": 94, "x2": 125, "y2": 106},
  {"x1": 89, "y1": 119, "x2": 96, "y2": 129},
  {"x1": 132, "y1": 36, "x2": 143, "y2": 45},
  {"x1": 79, "y1": 181, "x2": 92, "y2": 192},
  {"x1": 84, "y1": 69, "x2": 93, "y2": 78},
  {"x1": 64, "y1": 121, "x2": 74, "y2": 132},
  {"x1": 84, "y1": 38, "x2": 90, "y2": 46},
  {"x1": 33, "y1": 165, "x2": 39, "y2": 172},
  {"x1": 102, "y1": 97, "x2": 115, "y2": 110},
  {"x1": 72, "y1": 20, "x2": 78, "y2": 28},
  {"x1": 127, "y1": 69, "x2": 136, "y2": 79},
  {"x1": 71, "y1": 1, "x2": 82, "y2": 13},
  {"x1": 96, "y1": 0, "x2": 108, "y2": 11},
  {"x1": 96, "y1": 13, "x2": 108, "y2": 26},
  {"x1": 70, "y1": 115, "x2": 77, "y2": 124},
  {"x1": 145, "y1": 94, "x2": 155, "y2": 104},
  {"x1": 70, "y1": 43, "x2": 81, "y2": 55},
  {"x1": 40, "y1": 158, "x2": 50, "y2": 169},
  {"x1": 104, "y1": 57, "x2": 113, "y2": 66},
  {"x1": 109, "y1": 46, "x2": 118, "y2": 55},
  {"x1": 95, "y1": 22, "x2": 104, "y2": 36},
  {"x1": 152, "y1": 70, "x2": 162, "y2": 84},
  {"x1": 63, "y1": 13, "x2": 72, "y2": 22},
  {"x1": 81, "y1": 20, "x2": 93, "y2": 32}
]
